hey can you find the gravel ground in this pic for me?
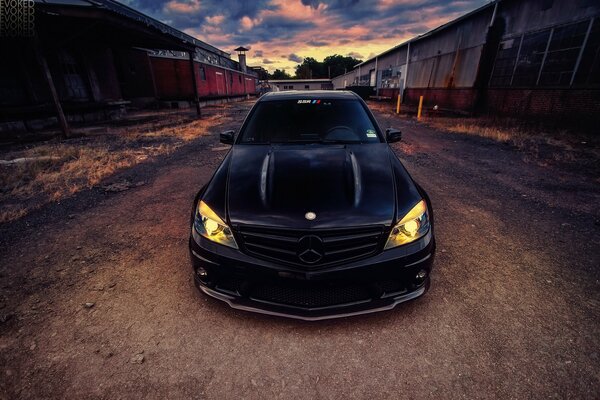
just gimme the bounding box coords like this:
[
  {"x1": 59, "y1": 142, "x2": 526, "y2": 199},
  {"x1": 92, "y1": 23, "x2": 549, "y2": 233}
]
[{"x1": 0, "y1": 99, "x2": 598, "y2": 399}]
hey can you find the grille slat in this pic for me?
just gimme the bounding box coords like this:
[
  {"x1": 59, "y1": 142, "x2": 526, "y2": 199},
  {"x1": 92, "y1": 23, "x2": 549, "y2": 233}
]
[
  {"x1": 244, "y1": 242, "x2": 297, "y2": 255},
  {"x1": 325, "y1": 242, "x2": 378, "y2": 256},
  {"x1": 237, "y1": 225, "x2": 384, "y2": 269},
  {"x1": 322, "y1": 231, "x2": 382, "y2": 243},
  {"x1": 241, "y1": 231, "x2": 298, "y2": 243}
]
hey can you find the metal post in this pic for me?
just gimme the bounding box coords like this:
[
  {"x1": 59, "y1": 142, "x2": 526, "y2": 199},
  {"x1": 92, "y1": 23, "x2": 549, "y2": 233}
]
[
  {"x1": 396, "y1": 93, "x2": 401, "y2": 114},
  {"x1": 571, "y1": 18, "x2": 594, "y2": 87},
  {"x1": 32, "y1": 36, "x2": 71, "y2": 138},
  {"x1": 417, "y1": 95, "x2": 424, "y2": 121},
  {"x1": 509, "y1": 34, "x2": 524, "y2": 87},
  {"x1": 188, "y1": 50, "x2": 201, "y2": 117},
  {"x1": 536, "y1": 28, "x2": 554, "y2": 86},
  {"x1": 404, "y1": 42, "x2": 411, "y2": 99},
  {"x1": 374, "y1": 56, "x2": 378, "y2": 96},
  {"x1": 489, "y1": 1, "x2": 498, "y2": 28}
]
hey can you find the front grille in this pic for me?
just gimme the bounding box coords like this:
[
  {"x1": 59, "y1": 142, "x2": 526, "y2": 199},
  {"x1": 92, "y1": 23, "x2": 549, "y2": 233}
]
[
  {"x1": 236, "y1": 225, "x2": 384, "y2": 269},
  {"x1": 249, "y1": 281, "x2": 371, "y2": 308}
]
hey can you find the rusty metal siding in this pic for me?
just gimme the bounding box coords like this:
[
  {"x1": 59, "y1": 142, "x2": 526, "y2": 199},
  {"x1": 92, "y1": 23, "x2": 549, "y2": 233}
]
[
  {"x1": 407, "y1": 7, "x2": 493, "y2": 89},
  {"x1": 377, "y1": 47, "x2": 408, "y2": 70}
]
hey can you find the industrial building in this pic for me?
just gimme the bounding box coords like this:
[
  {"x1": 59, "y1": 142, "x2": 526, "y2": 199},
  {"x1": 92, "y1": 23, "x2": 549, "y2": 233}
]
[
  {"x1": 0, "y1": 0, "x2": 258, "y2": 137},
  {"x1": 267, "y1": 79, "x2": 334, "y2": 91},
  {"x1": 332, "y1": 0, "x2": 600, "y2": 123}
]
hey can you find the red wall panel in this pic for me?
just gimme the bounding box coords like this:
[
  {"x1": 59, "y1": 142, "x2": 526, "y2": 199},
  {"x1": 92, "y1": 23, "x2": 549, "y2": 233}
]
[{"x1": 150, "y1": 56, "x2": 257, "y2": 100}]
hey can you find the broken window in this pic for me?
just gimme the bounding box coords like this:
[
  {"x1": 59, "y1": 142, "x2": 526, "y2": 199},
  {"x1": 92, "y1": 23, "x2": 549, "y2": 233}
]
[
  {"x1": 380, "y1": 66, "x2": 402, "y2": 88},
  {"x1": 490, "y1": 38, "x2": 520, "y2": 87},
  {"x1": 573, "y1": 19, "x2": 600, "y2": 86},
  {"x1": 512, "y1": 29, "x2": 551, "y2": 86},
  {"x1": 56, "y1": 50, "x2": 90, "y2": 101},
  {"x1": 539, "y1": 20, "x2": 589, "y2": 86}
]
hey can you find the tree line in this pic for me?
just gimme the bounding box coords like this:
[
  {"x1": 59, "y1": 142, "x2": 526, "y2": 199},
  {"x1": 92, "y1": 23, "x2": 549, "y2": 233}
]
[{"x1": 264, "y1": 54, "x2": 362, "y2": 80}]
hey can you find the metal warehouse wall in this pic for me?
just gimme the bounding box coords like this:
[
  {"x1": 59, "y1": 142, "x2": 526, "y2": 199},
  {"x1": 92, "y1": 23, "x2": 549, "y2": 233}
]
[
  {"x1": 407, "y1": 6, "x2": 493, "y2": 89},
  {"x1": 331, "y1": 70, "x2": 358, "y2": 89},
  {"x1": 334, "y1": 0, "x2": 600, "y2": 123}
]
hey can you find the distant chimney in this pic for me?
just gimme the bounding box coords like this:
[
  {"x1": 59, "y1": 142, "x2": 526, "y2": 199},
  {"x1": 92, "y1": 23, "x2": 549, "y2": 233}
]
[{"x1": 234, "y1": 46, "x2": 249, "y2": 73}]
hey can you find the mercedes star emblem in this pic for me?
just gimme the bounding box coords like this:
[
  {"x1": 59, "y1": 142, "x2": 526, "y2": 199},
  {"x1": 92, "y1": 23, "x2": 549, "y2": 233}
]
[
  {"x1": 297, "y1": 235, "x2": 324, "y2": 264},
  {"x1": 305, "y1": 211, "x2": 316, "y2": 220}
]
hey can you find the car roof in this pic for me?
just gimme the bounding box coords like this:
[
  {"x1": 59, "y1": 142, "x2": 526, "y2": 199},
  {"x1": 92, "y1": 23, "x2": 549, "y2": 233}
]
[{"x1": 259, "y1": 90, "x2": 359, "y2": 102}]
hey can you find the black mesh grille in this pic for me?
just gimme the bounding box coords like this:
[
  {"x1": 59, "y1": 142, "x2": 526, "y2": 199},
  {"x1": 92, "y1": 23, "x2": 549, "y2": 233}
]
[
  {"x1": 249, "y1": 282, "x2": 371, "y2": 308},
  {"x1": 374, "y1": 280, "x2": 407, "y2": 297},
  {"x1": 236, "y1": 225, "x2": 384, "y2": 269}
]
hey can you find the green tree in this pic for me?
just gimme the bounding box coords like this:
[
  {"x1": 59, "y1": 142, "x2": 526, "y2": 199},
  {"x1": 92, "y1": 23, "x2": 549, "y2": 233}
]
[
  {"x1": 323, "y1": 54, "x2": 362, "y2": 78},
  {"x1": 270, "y1": 69, "x2": 292, "y2": 79},
  {"x1": 293, "y1": 55, "x2": 362, "y2": 79},
  {"x1": 294, "y1": 57, "x2": 324, "y2": 79}
]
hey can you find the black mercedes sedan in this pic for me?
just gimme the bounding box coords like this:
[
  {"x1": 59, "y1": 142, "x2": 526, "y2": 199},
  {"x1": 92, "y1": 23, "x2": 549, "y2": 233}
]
[{"x1": 189, "y1": 90, "x2": 435, "y2": 320}]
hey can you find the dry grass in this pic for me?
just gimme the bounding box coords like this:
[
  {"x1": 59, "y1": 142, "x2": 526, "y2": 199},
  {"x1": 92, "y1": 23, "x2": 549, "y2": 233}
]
[
  {"x1": 427, "y1": 118, "x2": 518, "y2": 142},
  {"x1": 0, "y1": 111, "x2": 231, "y2": 223},
  {"x1": 425, "y1": 116, "x2": 600, "y2": 175}
]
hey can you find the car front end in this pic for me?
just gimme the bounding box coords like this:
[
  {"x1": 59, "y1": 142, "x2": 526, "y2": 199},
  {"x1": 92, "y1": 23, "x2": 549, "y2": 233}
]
[
  {"x1": 190, "y1": 212, "x2": 434, "y2": 321},
  {"x1": 189, "y1": 91, "x2": 435, "y2": 320}
]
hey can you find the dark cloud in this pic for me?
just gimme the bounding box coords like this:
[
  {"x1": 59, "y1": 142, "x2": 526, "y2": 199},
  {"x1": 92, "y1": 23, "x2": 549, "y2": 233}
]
[
  {"x1": 288, "y1": 53, "x2": 303, "y2": 63},
  {"x1": 123, "y1": 0, "x2": 489, "y2": 61},
  {"x1": 239, "y1": 16, "x2": 316, "y2": 43},
  {"x1": 262, "y1": 58, "x2": 275, "y2": 64},
  {"x1": 346, "y1": 52, "x2": 363, "y2": 59},
  {"x1": 307, "y1": 40, "x2": 329, "y2": 47},
  {"x1": 301, "y1": 0, "x2": 360, "y2": 10}
]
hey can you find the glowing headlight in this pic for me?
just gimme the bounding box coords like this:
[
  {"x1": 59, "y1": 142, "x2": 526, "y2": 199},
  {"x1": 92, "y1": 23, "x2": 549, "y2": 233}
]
[
  {"x1": 193, "y1": 201, "x2": 238, "y2": 249},
  {"x1": 384, "y1": 199, "x2": 430, "y2": 249}
]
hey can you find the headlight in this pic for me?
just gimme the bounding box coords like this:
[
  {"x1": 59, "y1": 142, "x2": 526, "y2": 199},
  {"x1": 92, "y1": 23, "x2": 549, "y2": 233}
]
[
  {"x1": 384, "y1": 199, "x2": 430, "y2": 249},
  {"x1": 193, "y1": 200, "x2": 238, "y2": 249}
]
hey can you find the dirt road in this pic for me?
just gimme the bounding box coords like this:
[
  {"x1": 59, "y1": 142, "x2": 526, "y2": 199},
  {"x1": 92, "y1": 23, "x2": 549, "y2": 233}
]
[{"x1": 1, "y1": 100, "x2": 599, "y2": 399}]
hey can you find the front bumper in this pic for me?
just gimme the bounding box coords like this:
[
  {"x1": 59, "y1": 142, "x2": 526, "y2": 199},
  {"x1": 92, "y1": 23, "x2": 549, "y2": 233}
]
[{"x1": 189, "y1": 228, "x2": 435, "y2": 321}]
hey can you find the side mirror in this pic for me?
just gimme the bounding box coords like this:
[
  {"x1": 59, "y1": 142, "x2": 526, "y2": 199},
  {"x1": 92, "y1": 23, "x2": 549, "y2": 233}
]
[
  {"x1": 220, "y1": 130, "x2": 235, "y2": 145},
  {"x1": 386, "y1": 128, "x2": 402, "y2": 143}
]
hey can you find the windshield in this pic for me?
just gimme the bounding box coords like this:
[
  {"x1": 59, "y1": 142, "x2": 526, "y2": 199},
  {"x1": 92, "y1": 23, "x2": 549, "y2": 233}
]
[{"x1": 238, "y1": 99, "x2": 383, "y2": 144}]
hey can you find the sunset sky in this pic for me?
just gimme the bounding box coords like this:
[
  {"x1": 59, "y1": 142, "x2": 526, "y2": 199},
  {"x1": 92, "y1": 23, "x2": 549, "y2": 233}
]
[{"x1": 123, "y1": 0, "x2": 489, "y2": 72}]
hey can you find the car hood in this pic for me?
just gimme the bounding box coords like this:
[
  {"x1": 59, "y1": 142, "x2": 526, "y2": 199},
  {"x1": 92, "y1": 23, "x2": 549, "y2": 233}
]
[{"x1": 225, "y1": 144, "x2": 408, "y2": 229}]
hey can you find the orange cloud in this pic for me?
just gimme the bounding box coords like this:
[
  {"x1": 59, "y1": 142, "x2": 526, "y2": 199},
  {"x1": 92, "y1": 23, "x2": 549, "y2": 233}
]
[{"x1": 164, "y1": 0, "x2": 200, "y2": 14}]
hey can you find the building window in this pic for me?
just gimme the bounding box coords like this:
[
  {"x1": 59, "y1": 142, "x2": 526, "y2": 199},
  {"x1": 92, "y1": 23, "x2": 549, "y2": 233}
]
[
  {"x1": 490, "y1": 38, "x2": 521, "y2": 87},
  {"x1": 573, "y1": 19, "x2": 600, "y2": 86},
  {"x1": 304, "y1": 85, "x2": 310, "y2": 89},
  {"x1": 380, "y1": 66, "x2": 402, "y2": 88},
  {"x1": 358, "y1": 73, "x2": 370, "y2": 86},
  {"x1": 199, "y1": 66, "x2": 206, "y2": 81},
  {"x1": 490, "y1": 19, "x2": 596, "y2": 88},
  {"x1": 512, "y1": 29, "x2": 551, "y2": 86},
  {"x1": 539, "y1": 21, "x2": 589, "y2": 86},
  {"x1": 57, "y1": 50, "x2": 89, "y2": 101}
]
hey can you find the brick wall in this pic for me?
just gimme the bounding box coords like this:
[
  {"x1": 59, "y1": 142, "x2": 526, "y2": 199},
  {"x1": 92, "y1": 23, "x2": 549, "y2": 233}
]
[
  {"x1": 378, "y1": 88, "x2": 400, "y2": 99},
  {"x1": 484, "y1": 89, "x2": 600, "y2": 123},
  {"x1": 399, "y1": 87, "x2": 600, "y2": 125},
  {"x1": 404, "y1": 88, "x2": 478, "y2": 112}
]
